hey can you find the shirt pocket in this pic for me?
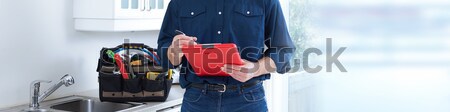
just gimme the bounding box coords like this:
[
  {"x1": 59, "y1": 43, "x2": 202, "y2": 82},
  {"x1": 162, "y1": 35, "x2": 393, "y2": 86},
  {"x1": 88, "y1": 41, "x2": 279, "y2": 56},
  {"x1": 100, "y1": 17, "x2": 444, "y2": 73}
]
[
  {"x1": 233, "y1": 5, "x2": 264, "y2": 17},
  {"x1": 231, "y1": 4, "x2": 264, "y2": 47},
  {"x1": 179, "y1": 5, "x2": 206, "y2": 35}
]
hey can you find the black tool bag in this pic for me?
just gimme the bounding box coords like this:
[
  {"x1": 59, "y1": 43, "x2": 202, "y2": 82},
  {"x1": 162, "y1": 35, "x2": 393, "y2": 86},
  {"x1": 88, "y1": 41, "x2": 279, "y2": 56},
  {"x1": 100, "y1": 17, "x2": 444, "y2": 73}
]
[{"x1": 96, "y1": 43, "x2": 173, "y2": 102}]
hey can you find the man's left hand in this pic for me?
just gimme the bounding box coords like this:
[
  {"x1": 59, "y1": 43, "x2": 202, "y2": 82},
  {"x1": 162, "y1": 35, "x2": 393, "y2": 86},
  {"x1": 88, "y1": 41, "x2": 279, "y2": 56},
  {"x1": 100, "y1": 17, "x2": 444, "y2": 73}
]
[{"x1": 221, "y1": 60, "x2": 262, "y2": 82}]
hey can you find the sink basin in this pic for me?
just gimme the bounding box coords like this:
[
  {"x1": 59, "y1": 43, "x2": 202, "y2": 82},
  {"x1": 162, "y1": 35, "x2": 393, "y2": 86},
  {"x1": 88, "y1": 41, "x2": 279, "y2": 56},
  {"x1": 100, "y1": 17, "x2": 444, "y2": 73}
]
[
  {"x1": 50, "y1": 99, "x2": 138, "y2": 112},
  {"x1": 0, "y1": 96, "x2": 143, "y2": 112}
]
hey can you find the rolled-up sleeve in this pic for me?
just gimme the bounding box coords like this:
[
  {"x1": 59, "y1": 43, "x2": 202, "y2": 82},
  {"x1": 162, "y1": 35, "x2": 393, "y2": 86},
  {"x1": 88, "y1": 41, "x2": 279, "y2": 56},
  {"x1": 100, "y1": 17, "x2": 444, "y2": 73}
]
[
  {"x1": 157, "y1": 0, "x2": 179, "y2": 70},
  {"x1": 264, "y1": 0, "x2": 296, "y2": 74}
]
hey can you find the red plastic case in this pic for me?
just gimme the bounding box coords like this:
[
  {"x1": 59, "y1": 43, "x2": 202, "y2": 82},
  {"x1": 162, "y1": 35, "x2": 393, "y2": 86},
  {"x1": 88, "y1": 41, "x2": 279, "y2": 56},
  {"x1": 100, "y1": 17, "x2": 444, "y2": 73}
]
[{"x1": 181, "y1": 43, "x2": 244, "y2": 76}]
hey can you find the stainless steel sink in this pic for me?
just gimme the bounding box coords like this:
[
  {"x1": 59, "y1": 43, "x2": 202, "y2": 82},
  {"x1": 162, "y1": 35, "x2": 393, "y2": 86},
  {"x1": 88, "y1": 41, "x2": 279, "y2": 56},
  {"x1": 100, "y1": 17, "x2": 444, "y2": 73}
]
[
  {"x1": 0, "y1": 95, "x2": 144, "y2": 112},
  {"x1": 1, "y1": 85, "x2": 184, "y2": 112},
  {"x1": 50, "y1": 99, "x2": 138, "y2": 112}
]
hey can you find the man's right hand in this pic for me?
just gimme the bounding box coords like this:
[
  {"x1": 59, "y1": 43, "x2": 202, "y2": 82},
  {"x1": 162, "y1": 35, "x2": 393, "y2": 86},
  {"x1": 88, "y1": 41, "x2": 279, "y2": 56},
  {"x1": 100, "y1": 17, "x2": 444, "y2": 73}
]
[{"x1": 168, "y1": 34, "x2": 197, "y2": 66}]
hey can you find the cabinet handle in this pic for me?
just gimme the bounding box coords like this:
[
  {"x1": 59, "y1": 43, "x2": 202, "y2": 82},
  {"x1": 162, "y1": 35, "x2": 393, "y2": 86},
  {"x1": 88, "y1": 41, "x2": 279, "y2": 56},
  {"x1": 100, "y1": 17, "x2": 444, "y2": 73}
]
[
  {"x1": 145, "y1": 0, "x2": 151, "y2": 11},
  {"x1": 139, "y1": 0, "x2": 145, "y2": 11}
]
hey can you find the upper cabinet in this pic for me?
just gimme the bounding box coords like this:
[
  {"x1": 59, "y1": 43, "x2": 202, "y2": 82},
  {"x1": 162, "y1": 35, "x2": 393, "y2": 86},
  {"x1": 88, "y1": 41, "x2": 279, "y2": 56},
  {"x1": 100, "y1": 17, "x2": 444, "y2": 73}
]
[{"x1": 74, "y1": 0, "x2": 169, "y2": 32}]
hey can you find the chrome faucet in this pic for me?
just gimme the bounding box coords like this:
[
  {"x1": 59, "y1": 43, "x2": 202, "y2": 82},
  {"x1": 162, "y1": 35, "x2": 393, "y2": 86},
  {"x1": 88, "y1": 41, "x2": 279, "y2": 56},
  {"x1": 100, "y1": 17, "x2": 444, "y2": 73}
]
[{"x1": 26, "y1": 74, "x2": 75, "y2": 111}]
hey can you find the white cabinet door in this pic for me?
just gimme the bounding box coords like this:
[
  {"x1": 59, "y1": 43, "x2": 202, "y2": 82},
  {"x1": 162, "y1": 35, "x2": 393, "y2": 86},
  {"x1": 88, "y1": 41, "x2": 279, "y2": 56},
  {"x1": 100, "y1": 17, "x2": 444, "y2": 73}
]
[
  {"x1": 74, "y1": 0, "x2": 170, "y2": 31},
  {"x1": 115, "y1": 0, "x2": 144, "y2": 18},
  {"x1": 142, "y1": 0, "x2": 168, "y2": 19},
  {"x1": 115, "y1": 0, "x2": 168, "y2": 19}
]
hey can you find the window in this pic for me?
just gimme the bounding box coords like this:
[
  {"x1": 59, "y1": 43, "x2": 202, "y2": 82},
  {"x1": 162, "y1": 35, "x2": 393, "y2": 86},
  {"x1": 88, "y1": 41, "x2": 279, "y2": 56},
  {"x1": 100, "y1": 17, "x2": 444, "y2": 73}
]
[
  {"x1": 264, "y1": 0, "x2": 315, "y2": 112},
  {"x1": 283, "y1": 0, "x2": 450, "y2": 112}
]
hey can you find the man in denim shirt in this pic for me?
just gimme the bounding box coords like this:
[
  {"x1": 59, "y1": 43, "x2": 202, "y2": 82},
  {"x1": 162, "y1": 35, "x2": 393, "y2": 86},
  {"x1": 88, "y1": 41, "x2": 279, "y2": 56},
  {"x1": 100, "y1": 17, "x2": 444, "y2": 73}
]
[{"x1": 157, "y1": 0, "x2": 295, "y2": 111}]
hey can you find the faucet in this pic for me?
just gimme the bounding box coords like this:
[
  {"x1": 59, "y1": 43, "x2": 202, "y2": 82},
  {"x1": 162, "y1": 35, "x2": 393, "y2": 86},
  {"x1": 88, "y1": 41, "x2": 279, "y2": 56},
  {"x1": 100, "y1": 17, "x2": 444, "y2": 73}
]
[{"x1": 27, "y1": 74, "x2": 75, "y2": 111}]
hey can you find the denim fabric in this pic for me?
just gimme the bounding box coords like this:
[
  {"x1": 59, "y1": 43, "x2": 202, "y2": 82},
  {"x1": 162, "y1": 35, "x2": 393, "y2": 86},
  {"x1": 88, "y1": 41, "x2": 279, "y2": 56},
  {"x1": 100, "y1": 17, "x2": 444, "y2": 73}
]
[{"x1": 181, "y1": 83, "x2": 268, "y2": 112}]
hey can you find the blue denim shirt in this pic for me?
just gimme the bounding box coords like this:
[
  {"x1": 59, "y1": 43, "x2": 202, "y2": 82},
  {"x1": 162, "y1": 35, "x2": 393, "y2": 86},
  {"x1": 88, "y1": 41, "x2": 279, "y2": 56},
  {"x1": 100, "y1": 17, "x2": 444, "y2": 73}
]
[{"x1": 157, "y1": 0, "x2": 295, "y2": 88}]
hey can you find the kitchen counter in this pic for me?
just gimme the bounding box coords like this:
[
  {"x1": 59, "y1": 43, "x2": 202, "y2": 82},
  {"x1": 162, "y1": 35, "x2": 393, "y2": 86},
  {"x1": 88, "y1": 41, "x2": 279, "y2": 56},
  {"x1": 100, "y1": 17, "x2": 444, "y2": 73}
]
[{"x1": 0, "y1": 85, "x2": 185, "y2": 112}]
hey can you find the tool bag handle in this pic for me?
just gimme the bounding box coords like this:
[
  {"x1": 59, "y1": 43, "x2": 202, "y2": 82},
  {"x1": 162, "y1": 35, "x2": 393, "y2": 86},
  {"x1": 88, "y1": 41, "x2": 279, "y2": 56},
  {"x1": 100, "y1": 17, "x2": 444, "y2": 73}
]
[{"x1": 96, "y1": 43, "x2": 160, "y2": 72}]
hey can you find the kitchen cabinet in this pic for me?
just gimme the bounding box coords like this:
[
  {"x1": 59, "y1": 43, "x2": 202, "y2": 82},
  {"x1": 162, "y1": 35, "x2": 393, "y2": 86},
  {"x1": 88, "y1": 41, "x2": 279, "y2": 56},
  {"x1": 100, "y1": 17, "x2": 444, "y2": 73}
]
[{"x1": 74, "y1": 0, "x2": 169, "y2": 32}]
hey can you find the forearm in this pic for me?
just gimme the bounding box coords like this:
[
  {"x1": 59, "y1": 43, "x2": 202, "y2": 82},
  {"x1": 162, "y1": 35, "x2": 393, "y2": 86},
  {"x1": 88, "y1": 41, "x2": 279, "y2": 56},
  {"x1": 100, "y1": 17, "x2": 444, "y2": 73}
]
[{"x1": 167, "y1": 44, "x2": 184, "y2": 66}]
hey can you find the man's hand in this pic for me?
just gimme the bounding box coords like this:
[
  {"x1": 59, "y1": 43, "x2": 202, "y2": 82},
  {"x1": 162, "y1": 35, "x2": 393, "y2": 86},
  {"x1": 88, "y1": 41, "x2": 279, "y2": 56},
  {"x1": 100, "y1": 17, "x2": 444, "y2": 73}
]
[
  {"x1": 221, "y1": 57, "x2": 276, "y2": 82},
  {"x1": 221, "y1": 60, "x2": 259, "y2": 82},
  {"x1": 168, "y1": 34, "x2": 197, "y2": 66}
]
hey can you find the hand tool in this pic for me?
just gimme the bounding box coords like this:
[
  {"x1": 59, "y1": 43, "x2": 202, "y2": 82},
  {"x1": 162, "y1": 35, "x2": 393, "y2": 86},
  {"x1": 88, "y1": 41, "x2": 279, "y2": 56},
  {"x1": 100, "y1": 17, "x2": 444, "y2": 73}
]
[
  {"x1": 141, "y1": 48, "x2": 160, "y2": 65},
  {"x1": 146, "y1": 72, "x2": 160, "y2": 80},
  {"x1": 167, "y1": 69, "x2": 172, "y2": 79},
  {"x1": 114, "y1": 54, "x2": 129, "y2": 79},
  {"x1": 106, "y1": 50, "x2": 115, "y2": 62}
]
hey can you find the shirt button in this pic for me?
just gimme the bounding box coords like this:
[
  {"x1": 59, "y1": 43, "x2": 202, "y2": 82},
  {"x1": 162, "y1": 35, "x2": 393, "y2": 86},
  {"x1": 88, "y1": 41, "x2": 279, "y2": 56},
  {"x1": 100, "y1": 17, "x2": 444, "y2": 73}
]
[
  {"x1": 247, "y1": 11, "x2": 250, "y2": 15},
  {"x1": 218, "y1": 11, "x2": 222, "y2": 15},
  {"x1": 217, "y1": 31, "x2": 221, "y2": 35},
  {"x1": 191, "y1": 12, "x2": 194, "y2": 16}
]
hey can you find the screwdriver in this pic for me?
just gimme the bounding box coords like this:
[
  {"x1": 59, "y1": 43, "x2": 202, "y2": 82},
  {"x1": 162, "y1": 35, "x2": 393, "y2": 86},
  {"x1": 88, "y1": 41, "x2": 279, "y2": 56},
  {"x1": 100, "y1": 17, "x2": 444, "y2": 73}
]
[{"x1": 168, "y1": 69, "x2": 172, "y2": 79}]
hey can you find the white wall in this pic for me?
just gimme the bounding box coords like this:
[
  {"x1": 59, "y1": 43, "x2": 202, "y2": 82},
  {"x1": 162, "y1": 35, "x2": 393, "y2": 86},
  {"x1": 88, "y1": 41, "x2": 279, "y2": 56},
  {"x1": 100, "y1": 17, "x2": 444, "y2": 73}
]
[{"x1": 0, "y1": 0, "x2": 160, "y2": 108}]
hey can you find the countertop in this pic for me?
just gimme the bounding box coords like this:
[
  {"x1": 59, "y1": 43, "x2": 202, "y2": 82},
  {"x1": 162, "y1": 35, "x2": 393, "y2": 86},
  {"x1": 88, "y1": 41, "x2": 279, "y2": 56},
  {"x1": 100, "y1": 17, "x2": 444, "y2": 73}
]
[{"x1": 0, "y1": 85, "x2": 185, "y2": 112}]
